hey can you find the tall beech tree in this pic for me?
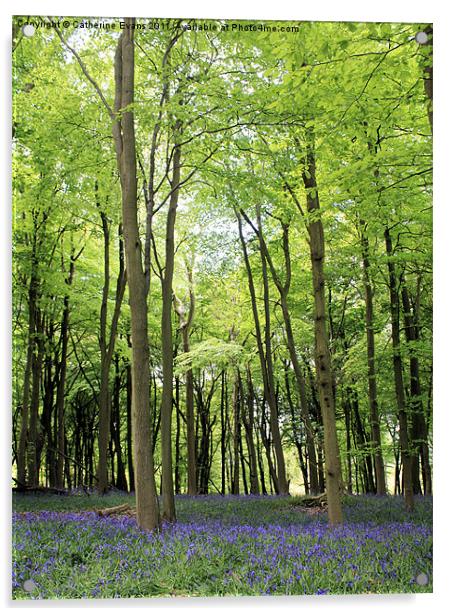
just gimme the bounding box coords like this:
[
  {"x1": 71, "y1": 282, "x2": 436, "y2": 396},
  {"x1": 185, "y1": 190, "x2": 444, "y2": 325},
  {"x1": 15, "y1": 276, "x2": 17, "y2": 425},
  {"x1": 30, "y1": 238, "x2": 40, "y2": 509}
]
[
  {"x1": 300, "y1": 129, "x2": 343, "y2": 524},
  {"x1": 358, "y1": 218, "x2": 386, "y2": 495},
  {"x1": 234, "y1": 204, "x2": 289, "y2": 495},
  {"x1": 241, "y1": 208, "x2": 320, "y2": 494},
  {"x1": 159, "y1": 124, "x2": 182, "y2": 522},
  {"x1": 384, "y1": 227, "x2": 414, "y2": 512},
  {"x1": 54, "y1": 20, "x2": 161, "y2": 529},
  {"x1": 111, "y1": 22, "x2": 160, "y2": 529},
  {"x1": 96, "y1": 207, "x2": 126, "y2": 494},
  {"x1": 173, "y1": 264, "x2": 196, "y2": 495}
]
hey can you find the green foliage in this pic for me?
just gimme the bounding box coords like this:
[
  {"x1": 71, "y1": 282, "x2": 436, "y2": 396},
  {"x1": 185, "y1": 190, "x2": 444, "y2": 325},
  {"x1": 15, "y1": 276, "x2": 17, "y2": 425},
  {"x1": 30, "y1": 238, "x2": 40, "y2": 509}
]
[{"x1": 12, "y1": 17, "x2": 432, "y2": 496}]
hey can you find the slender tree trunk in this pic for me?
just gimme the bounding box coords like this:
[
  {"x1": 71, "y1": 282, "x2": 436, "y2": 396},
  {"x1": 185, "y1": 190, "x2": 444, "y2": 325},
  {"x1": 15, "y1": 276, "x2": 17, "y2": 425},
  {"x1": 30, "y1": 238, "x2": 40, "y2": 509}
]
[
  {"x1": 304, "y1": 356, "x2": 326, "y2": 493},
  {"x1": 255, "y1": 426, "x2": 268, "y2": 495},
  {"x1": 235, "y1": 206, "x2": 288, "y2": 494},
  {"x1": 42, "y1": 337, "x2": 56, "y2": 488},
  {"x1": 343, "y1": 394, "x2": 353, "y2": 493},
  {"x1": 97, "y1": 194, "x2": 111, "y2": 494},
  {"x1": 27, "y1": 309, "x2": 43, "y2": 487},
  {"x1": 173, "y1": 271, "x2": 196, "y2": 495},
  {"x1": 280, "y1": 300, "x2": 319, "y2": 493},
  {"x1": 351, "y1": 388, "x2": 375, "y2": 493},
  {"x1": 247, "y1": 212, "x2": 319, "y2": 494},
  {"x1": 259, "y1": 403, "x2": 279, "y2": 493},
  {"x1": 422, "y1": 25, "x2": 433, "y2": 132},
  {"x1": 232, "y1": 375, "x2": 240, "y2": 494},
  {"x1": 301, "y1": 129, "x2": 343, "y2": 524},
  {"x1": 174, "y1": 374, "x2": 181, "y2": 494},
  {"x1": 401, "y1": 283, "x2": 432, "y2": 494},
  {"x1": 220, "y1": 371, "x2": 227, "y2": 494},
  {"x1": 359, "y1": 219, "x2": 386, "y2": 494},
  {"x1": 55, "y1": 257, "x2": 74, "y2": 490},
  {"x1": 384, "y1": 227, "x2": 414, "y2": 511},
  {"x1": 160, "y1": 128, "x2": 182, "y2": 521},
  {"x1": 284, "y1": 362, "x2": 309, "y2": 493},
  {"x1": 242, "y1": 368, "x2": 260, "y2": 494},
  {"x1": 17, "y1": 248, "x2": 38, "y2": 487},
  {"x1": 97, "y1": 216, "x2": 126, "y2": 494},
  {"x1": 239, "y1": 426, "x2": 248, "y2": 495},
  {"x1": 256, "y1": 206, "x2": 289, "y2": 495},
  {"x1": 125, "y1": 360, "x2": 135, "y2": 492},
  {"x1": 112, "y1": 23, "x2": 159, "y2": 530},
  {"x1": 112, "y1": 354, "x2": 128, "y2": 491}
]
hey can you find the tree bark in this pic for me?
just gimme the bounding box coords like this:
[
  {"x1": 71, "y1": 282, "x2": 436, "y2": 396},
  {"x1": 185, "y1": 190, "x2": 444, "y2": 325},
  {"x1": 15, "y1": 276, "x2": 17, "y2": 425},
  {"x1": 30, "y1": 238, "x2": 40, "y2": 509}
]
[
  {"x1": 359, "y1": 219, "x2": 386, "y2": 494},
  {"x1": 27, "y1": 308, "x2": 43, "y2": 487},
  {"x1": 255, "y1": 206, "x2": 289, "y2": 495},
  {"x1": 401, "y1": 282, "x2": 432, "y2": 494},
  {"x1": 235, "y1": 205, "x2": 288, "y2": 494},
  {"x1": 243, "y1": 210, "x2": 319, "y2": 494},
  {"x1": 17, "y1": 235, "x2": 39, "y2": 488},
  {"x1": 384, "y1": 227, "x2": 414, "y2": 511},
  {"x1": 220, "y1": 371, "x2": 227, "y2": 494},
  {"x1": 125, "y1": 358, "x2": 135, "y2": 492},
  {"x1": 112, "y1": 354, "x2": 128, "y2": 491},
  {"x1": 231, "y1": 375, "x2": 240, "y2": 494},
  {"x1": 242, "y1": 368, "x2": 260, "y2": 494},
  {"x1": 160, "y1": 128, "x2": 182, "y2": 521},
  {"x1": 422, "y1": 25, "x2": 433, "y2": 132},
  {"x1": 55, "y1": 254, "x2": 75, "y2": 489},
  {"x1": 97, "y1": 212, "x2": 126, "y2": 494},
  {"x1": 112, "y1": 23, "x2": 160, "y2": 530},
  {"x1": 173, "y1": 266, "x2": 196, "y2": 495},
  {"x1": 301, "y1": 129, "x2": 343, "y2": 525}
]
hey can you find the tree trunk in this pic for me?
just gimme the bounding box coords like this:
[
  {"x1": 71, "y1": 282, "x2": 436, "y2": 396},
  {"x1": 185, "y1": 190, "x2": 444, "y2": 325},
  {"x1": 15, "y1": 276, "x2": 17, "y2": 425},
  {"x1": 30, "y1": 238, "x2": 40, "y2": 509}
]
[
  {"x1": 422, "y1": 25, "x2": 433, "y2": 132},
  {"x1": 301, "y1": 129, "x2": 343, "y2": 525},
  {"x1": 350, "y1": 388, "x2": 376, "y2": 493},
  {"x1": 126, "y1": 359, "x2": 135, "y2": 492},
  {"x1": 259, "y1": 402, "x2": 279, "y2": 494},
  {"x1": 231, "y1": 375, "x2": 240, "y2": 494},
  {"x1": 55, "y1": 257, "x2": 74, "y2": 489},
  {"x1": 255, "y1": 206, "x2": 289, "y2": 495},
  {"x1": 401, "y1": 283, "x2": 432, "y2": 495},
  {"x1": 384, "y1": 227, "x2": 414, "y2": 511},
  {"x1": 247, "y1": 212, "x2": 319, "y2": 494},
  {"x1": 284, "y1": 361, "x2": 309, "y2": 493},
  {"x1": 160, "y1": 126, "x2": 182, "y2": 521},
  {"x1": 42, "y1": 332, "x2": 56, "y2": 488},
  {"x1": 242, "y1": 368, "x2": 260, "y2": 494},
  {"x1": 359, "y1": 219, "x2": 386, "y2": 494},
  {"x1": 112, "y1": 23, "x2": 159, "y2": 530},
  {"x1": 235, "y1": 205, "x2": 288, "y2": 494},
  {"x1": 97, "y1": 214, "x2": 126, "y2": 495},
  {"x1": 343, "y1": 392, "x2": 353, "y2": 493},
  {"x1": 220, "y1": 371, "x2": 227, "y2": 494},
  {"x1": 113, "y1": 354, "x2": 128, "y2": 491},
  {"x1": 27, "y1": 308, "x2": 43, "y2": 487},
  {"x1": 173, "y1": 269, "x2": 196, "y2": 495},
  {"x1": 17, "y1": 242, "x2": 38, "y2": 488}
]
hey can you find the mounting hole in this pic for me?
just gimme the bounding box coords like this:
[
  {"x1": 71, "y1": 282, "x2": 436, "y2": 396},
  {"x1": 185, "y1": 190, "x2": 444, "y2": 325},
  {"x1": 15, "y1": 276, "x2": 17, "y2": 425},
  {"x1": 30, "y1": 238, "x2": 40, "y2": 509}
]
[
  {"x1": 415, "y1": 31, "x2": 429, "y2": 44},
  {"x1": 22, "y1": 24, "x2": 35, "y2": 37},
  {"x1": 415, "y1": 572, "x2": 429, "y2": 586},
  {"x1": 23, "y1": 579, "x2": 38, "y2": 592}
]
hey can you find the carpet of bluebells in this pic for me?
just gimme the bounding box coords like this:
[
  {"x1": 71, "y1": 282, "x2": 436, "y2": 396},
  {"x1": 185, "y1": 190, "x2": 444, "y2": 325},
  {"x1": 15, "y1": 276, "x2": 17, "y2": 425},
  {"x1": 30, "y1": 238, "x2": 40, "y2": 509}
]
[{"x1": 12, "y1": 492, "x2": 432, "y2": 599}]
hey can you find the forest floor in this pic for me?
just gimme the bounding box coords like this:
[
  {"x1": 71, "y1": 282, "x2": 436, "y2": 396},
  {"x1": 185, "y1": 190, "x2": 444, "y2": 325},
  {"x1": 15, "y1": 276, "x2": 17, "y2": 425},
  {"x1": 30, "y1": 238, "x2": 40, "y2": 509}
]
[{"x1": 12, "y1": 492, "x2": 432, "y2": 599}]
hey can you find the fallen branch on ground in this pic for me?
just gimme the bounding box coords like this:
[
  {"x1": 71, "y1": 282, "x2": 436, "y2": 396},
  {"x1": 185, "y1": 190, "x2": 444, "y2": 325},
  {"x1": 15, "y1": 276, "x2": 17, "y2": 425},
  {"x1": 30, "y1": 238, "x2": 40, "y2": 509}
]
[
  {"x1": 291, "y1": 493, "x2": 328, "y2": 508},
  {"x1": 95, "y1": 503, "x2": 136, "y2": 517}
]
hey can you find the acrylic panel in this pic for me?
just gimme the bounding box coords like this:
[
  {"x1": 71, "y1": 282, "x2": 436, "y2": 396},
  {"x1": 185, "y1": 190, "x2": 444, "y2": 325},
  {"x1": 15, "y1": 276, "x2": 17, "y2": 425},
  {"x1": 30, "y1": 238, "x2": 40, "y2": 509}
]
[{"x1": 12, "y1": 15, "x2": 433, "y2": 599}]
